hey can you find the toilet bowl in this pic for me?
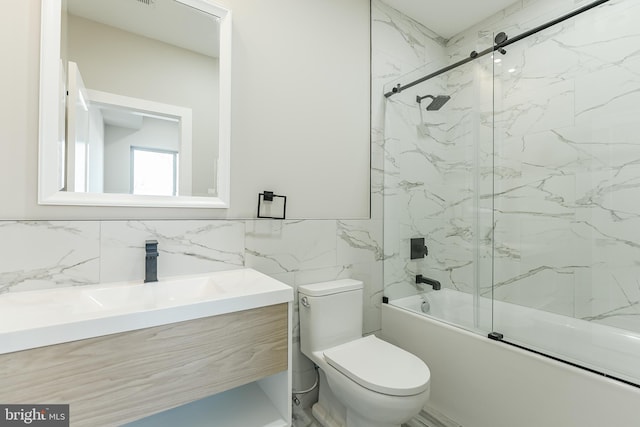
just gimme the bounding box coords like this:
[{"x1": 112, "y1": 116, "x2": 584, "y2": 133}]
[{"x1": 298, "y1": 279, "x2": 430, "y2": 427}]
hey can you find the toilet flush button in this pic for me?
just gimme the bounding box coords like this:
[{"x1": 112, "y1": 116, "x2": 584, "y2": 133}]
[{"x1": 300, "y1": 297, "x2": 310, "y2": 308}]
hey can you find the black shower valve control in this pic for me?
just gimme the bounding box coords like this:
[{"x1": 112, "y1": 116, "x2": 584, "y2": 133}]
[{"x1": 410, "y1": 237, "x2": 429, "y2": 259}]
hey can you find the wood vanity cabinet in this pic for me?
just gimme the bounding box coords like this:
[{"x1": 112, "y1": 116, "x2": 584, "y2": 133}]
[{"x1": 0, "y1": 303, "x2": 288, "y2": 426}]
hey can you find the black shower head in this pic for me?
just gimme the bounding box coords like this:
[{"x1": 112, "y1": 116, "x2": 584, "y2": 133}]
[{"x1": 416, "y1": 94, "x2": 451, "y2": 111}]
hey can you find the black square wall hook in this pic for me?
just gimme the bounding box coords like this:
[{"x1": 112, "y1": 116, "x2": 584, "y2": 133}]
[{"x1": 257, "y1": 191, "x2": 287, "y2": 219}]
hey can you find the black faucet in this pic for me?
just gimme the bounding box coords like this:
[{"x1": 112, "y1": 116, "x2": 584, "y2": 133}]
[
  {"x1": 144, "y1": 240, "x2": 159, "y2": 283},
  {"x1": 416, "y1": 274, "x2": 441, "y2": 290}
]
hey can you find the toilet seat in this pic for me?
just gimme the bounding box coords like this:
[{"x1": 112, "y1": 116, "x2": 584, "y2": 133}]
[{"x1": 323, "y1": 335, "x2": 430, "y2": 396}]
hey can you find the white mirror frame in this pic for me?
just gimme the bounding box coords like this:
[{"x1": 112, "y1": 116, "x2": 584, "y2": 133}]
[{"x1": 38, "y1": 0, "x2": 231, "y2": 208}]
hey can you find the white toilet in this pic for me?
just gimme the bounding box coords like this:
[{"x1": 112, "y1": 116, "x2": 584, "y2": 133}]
[{"x1": 298, "y1": 279, "x2": 431, "y2": 427}]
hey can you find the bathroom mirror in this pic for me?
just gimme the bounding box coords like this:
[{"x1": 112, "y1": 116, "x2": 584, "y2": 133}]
[{"x1": 39, "y1": 0, "x2": 231, "y2": 208}]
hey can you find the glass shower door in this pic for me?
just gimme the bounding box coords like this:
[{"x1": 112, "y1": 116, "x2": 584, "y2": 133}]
[
  {"x1": 490, "y1": 0, "x2": 640, "y2": 385},
  {"x1": 382, "y1": 32, "x2": 495, "y2": 335}
]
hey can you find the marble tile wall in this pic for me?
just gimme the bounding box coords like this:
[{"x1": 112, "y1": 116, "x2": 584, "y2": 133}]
[
  {"x1": 374, "y1": 0, "x2": 461, "y2": 300},
  {"x1": 487, "y1": 0, "x2": 640, "y2": 330},
  {"x1": 375, "y1": 0, "x2": 495, "y2": 302},
  {"x1": 377, "y1": 0, "x2": 640, "y2": 333}
]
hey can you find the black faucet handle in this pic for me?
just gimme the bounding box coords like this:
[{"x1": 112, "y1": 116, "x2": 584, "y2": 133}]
[
  {"x1": 410, "y1": 237, "x2": 429, "y2": 259},
  {"x1": 144, "y1": 240, "x2": 159, "y2": 283},
  {"x1": 145, "y1": 240, "x2": 159, "y2": 257}
]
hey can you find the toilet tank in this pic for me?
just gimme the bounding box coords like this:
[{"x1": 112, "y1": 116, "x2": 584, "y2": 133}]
[{"x1": 298, "y1": 279, "x2": 363, "y2": 357}]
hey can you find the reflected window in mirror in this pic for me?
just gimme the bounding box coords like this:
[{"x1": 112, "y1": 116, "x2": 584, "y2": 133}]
[{"x1": 131, "y1": 147, "x2": 179, "y2": 197}]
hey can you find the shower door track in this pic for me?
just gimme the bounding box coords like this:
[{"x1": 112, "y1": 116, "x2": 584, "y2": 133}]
[
  {"x1": 383, "y1": 0, "x2": 610, "y2": 98},
  {"x1": 493, "y1": 336, "x2": 640, "y2": 389}
]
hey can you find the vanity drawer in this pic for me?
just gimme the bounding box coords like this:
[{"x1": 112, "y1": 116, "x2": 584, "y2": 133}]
[{"x1": 0, "y1": 303, "x2": 288, "y2": 426}]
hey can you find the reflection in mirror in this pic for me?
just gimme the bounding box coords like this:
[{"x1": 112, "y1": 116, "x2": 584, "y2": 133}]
[
  {"x1": 131, "y1": 147, "x2": 178, "y2": 196},
  {"x1": 67, "y1": 62, "x2": 193, "y2": 198},
  {"x1": 39, "y1": 0, "x2": 231, "y2": 208}
]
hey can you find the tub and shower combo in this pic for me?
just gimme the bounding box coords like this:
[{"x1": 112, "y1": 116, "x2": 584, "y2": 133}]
[{"x1": 377, "y1": 0, "x2": 640, "y2": 425}]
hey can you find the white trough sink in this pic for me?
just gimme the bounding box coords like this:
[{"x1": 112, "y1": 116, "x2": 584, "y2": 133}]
[{"x1": 0, "y1": 268, "x2": 293, "y2": 355}]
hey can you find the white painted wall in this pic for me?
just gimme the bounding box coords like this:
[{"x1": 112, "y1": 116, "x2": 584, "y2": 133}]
[
  {"x1": 0, "y1": 0, "x2": 370, "y2": 220},
  {"x1": 219, "y1": 0, "x2": 371, "y2": 219},
  {"x1": 86, "y1": 106, "x2": 104, "y2": 193}
]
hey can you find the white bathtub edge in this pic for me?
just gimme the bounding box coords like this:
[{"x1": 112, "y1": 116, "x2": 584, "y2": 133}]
[{"x1": 381, "y1": 303, "x2": 640, "y2": 427}]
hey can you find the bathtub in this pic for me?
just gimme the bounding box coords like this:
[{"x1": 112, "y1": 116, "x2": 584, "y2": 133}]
[{"x1": 381, "y1": 289, "x2": 640, "y2": 427}]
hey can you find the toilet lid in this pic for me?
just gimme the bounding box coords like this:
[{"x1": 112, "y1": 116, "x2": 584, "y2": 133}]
[{"x1": 323, "y1": 335, "x2": 430, "y2": 396}]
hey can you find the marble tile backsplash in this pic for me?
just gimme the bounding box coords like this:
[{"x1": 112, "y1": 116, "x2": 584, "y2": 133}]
[
  {"x1": 0, "y1": 221, "x2": 100, "y2": 293},
  {"x1": 100, "y1": 220, "x2": 246, "y2": 283},
  {"x1": 0, "y1": 219, "x2": 382, "y2": 335}
]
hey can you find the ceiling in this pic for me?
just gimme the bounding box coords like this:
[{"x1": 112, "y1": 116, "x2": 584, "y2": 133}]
[
  {"x1": 66, "y1": 0, "x2": 220, "y2": 58},
  {"x1": 383, "y1": 0, "x2": 519, "y2": 39}
]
